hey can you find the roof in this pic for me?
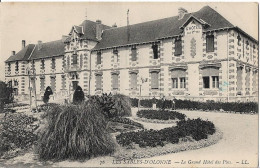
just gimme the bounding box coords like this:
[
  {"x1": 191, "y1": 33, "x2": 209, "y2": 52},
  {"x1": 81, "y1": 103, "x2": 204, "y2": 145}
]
[
  {"x1": 78, "y1": 20, "x2": 111, "y2": 41},
  {"x1": 94, "y1": 6, "x2": 235, "y2": 50},
  {"x1": 5, "y1": 44, "x2": 35, "y2": 62},
  {"x1": 30, "y1": 40, "x2": 65, "y2": 60}
]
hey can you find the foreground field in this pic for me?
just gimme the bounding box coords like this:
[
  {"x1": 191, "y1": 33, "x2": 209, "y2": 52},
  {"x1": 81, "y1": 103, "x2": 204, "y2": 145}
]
[{"x1": 1, "y1": 108, "x2": 257, "y2": 167}]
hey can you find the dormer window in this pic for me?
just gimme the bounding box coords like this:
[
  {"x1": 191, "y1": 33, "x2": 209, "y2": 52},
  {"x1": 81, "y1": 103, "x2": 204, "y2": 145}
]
[
  {"x1": 8, "y1": 63, "x2": 11, "y2": 71},
  {"x1": 237, "y1": 35, "x2": 241, "y2": 46},
  {"x1": 152, "y1": 44, "x2": 159, "y2": 59},
  {"x1": 15, "y1": 61, "x2": 19, "y2": 71},
  {"x1": 206, "y1": 35, "x2": 214, "y2": 52},
  {"x1": 246, "y1": 41, "x2": 249, "y2": 50},
  {"x1": 97, "y1": 51, "x2": 102, "y2": 65},
  {"x1": 41, "y1": 59, "x2": 45, "y2": 69}
]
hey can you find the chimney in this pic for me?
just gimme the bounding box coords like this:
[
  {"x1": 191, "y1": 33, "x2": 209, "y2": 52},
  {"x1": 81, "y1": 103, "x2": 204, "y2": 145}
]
[
  {"x1": 22, "y1": 40, "x2": 26, "y2": 49},
  {"x1": 96, "y1": 20, "x2": 102, "y2": 40},
  {"x1": 178, "y1": 7, "x2": 188, "y2": 20},
  {"x1": 112, "y1": 23, "x2": 117, "y2": 28},
  {"x1": 12, "y1": 51, "x2": 16, "y2": 56},
  {"x1": 38, "y1": 40, "x2": 43, "y2": 50}
]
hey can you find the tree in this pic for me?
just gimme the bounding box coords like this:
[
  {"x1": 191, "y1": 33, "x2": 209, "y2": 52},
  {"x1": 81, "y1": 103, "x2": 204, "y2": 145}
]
[
  {"x1": 73, "y1": 86, "x2": 84, "y2": 104},
  {"x1": 0, "y1": 81, "x2": 13, "y2": 112},
  {"x1": 43, "y1": 86, "x2": 53, "y2": 104}
]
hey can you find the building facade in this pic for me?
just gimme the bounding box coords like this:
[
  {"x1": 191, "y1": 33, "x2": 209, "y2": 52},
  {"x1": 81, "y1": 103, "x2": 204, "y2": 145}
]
[{"x1": 5, "y1": 6, "x2": 258, "y2": 102}]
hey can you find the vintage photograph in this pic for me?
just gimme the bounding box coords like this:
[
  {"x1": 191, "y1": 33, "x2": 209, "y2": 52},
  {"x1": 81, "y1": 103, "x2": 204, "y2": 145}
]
[{"x1": 0, "y1": 2, "x2": 258, "y2": 167}]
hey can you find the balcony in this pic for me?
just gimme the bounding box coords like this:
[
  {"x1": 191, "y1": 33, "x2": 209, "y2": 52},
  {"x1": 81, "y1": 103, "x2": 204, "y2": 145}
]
[{"x1": 64, "y1": 64, "x2": 81, "y2": 72}]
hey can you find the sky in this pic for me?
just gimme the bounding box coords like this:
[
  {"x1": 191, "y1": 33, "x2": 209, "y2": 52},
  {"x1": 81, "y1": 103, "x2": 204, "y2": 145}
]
[{"x1": 0, "y1": 2, "x2": 258, "y2": 81}]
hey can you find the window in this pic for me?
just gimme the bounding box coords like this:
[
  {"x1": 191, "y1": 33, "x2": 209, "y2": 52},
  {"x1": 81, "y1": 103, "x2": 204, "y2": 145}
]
[
  {"x1": 41, "y1": 59, "x2": 45, "y2": 69},
  {"x1": 7, "y1": 63, "x2": 11, "y2": 71},
  {"x1": 174, "y1": 39, "x2": 182, "y2": 56},
  {"x1": 51, "y1": 58, "x2": 55, "y2": 69},
  {"x1": 151, "y1": 71, "x2": 159, "y2": 89},
  {"x1": 206, "y1": 35, "x2": 214, "y2": 52},
  {"x1": 113, "y1": 49, "x2": 119, "y2": 62},
  {"x1": 96, "y1": 75, "x2": 102, "y2": 90},
  {"x1": 172, "y1": 78, "x2": 178, "y2": 88},
  {"x1": 15, "y1": 61, "x2": 19, "y2": 71},
  {"x1": 212, "y1": 76, "x2": 219, "y2": 88},
  {"x1": 112, "y1": 74, "x2": 119, "y2": 89},
  {"x1": 130, "y1": 73, "x2": 137, "y2": 89},
  {"x1": 152, "y1": 44, "x2": 159, "y2": 59},
  {"x1": 67, "y1": 57, "x2": 70, "y2": 67},
  {"x1": 72, "y1": 81, "x2": 78, "y2": 90},
  {"x1": 180, "y1": 77, "x2": 186, "y2": 88},
  {"x1": 97, "y1": 51, "x2": 101, "y2": 64},
  {"x1": 14, "y1": 80, "x2": 18, "y2": 86},
  {"x1": 72, "y1": 54, "x2": 77, "y2": 64},
  {"x1": 13, "y1": 88, "x2": 18, "y2": 96},
  {"x1": 40, "y1": 78, "x2": 45, "y2": 92},
  {"x1": 8, "y1": 81, "x2": 12, "y2": 87},
  {"x1": 246, "y1": 41, "x2": 249, "y2": 49},
  {"x1": 203, "y1": 77, "x2": 210, "y2": 88},
  {"x1": 237, "y1": 35, "x2": 241, "y2": 46},
  {"x1": 131, "y1": 47, "x2": 137, "y2": 61}
]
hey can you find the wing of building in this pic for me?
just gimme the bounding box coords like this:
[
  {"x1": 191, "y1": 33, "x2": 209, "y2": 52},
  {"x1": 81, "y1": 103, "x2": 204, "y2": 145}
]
[{"x1": 5, "y1": 6, "x2": 258, "y2": 102}]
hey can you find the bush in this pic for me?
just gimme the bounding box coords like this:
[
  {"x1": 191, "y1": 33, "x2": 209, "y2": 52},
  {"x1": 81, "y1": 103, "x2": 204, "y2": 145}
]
[
  {"x1": 0, "y1": 81, "x2": 13, "y2": 113},
  {"x1": 116, "y1": 118, "x2": 215, "y2": 148},
  {"x1": 0, "y1": 113, "x2": 38, "y2": 158},
  {"x1": 73, "y1": 86, "x2": 85, "y2": 104},
  {"x1": 43, "y1": 86, "x2": 53, "y2": 104},
  {"x1": 36, "y1": 100, "x2": 115, "y2": 161},
  {"x1": 110, "y1": 117, "x2": 144, "y2": 129},
  {"x1": 137, "y1": 110, "x2": 186, "y2": 120},
  {"x1": 89, "y1": 93, "x2": 131, "y2": 119},
  {"x1": 130, "y1": 98, "x2": 258, "y2": 113}
]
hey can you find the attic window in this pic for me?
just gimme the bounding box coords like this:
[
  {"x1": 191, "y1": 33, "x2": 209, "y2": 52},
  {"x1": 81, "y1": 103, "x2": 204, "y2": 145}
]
[
  {"x1": 15, "y1": 61, "x2": 19, "y2": 71},
  {"x1": 206, "y1": 35, "x2": 214, "y2": 52},
  {"x1": 237, "y1": 35, "x2": 241, "y2": 46},
  {"x1": 113, "y1": 49, "x2": 119, "y2": 62},
  {"x1": 174, "y1": 38, "x2": 182, "y2": 56},
  {"x1": 152, "y1": 44, "x2": 159, "y2": 59}
]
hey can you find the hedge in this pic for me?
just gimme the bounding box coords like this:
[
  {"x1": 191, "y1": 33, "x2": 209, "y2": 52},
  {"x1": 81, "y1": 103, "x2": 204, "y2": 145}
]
[
  {"x1": 137, "y1": 110, "x2": 186, "y2": 120},
  {"x1": 130, "y1": 98, "x2": 258, "y2": 113},
  {"x1": 116, "y1": 118, "x2": 215, "y2": 148}
]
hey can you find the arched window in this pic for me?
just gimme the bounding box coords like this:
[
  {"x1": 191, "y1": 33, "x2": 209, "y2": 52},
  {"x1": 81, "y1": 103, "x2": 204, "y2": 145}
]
[
  {"x1": 201, "y1": 67, "x2": 219, "y2": 89},
  {"x1": 170, "y1": 68, "x2": 186, "y2": 89}
]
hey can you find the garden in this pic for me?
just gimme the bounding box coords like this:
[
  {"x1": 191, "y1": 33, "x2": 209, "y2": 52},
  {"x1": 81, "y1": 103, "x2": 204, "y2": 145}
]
[{"x1": 0, "y1": 90, "x2": 225, "y2": 164}]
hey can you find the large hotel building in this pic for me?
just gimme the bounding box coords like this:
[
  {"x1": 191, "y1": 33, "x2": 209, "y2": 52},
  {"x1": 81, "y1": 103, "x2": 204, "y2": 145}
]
[{"x1": 5, "y1": 6, "x2": 258, "y2": 102}]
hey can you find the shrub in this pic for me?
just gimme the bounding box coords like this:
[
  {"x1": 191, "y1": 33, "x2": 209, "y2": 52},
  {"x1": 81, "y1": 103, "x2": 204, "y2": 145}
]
[
  {"x1": 0, "y1": 81, "x2": 13, "y2": 113},
  {"x1": 130, "y1": 98, "x2": 258, "y2": 113},
  {"x1": 36, "y1": 100, "x2": 115, "y2": 161},
  {"x1": 43, "y1": 86, "x2": 53, "y2": 104},
  {"x1": 73, "y1": 86, "x2": 85, "y2": 104},
  {"x1": 137, "y1": 110, "x2": 186, "y2": 120},
  {"x1": 0, "y1": 113, "x2": 38, "y2": 158},
  {"x1": 110, "y1": 117, "x2": 144, "y2": 129},
  {"x1": 116, "y1": 118, "x2": 215, "y2": 148},
  {"x1": 89, "y1": 93, "x2": 131, "y2": 119}
]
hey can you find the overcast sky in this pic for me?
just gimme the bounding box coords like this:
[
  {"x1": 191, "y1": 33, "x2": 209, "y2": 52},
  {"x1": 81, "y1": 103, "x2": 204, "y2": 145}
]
[{"x1": 0, "y1": 2, "x2": 258, "y2": 81}]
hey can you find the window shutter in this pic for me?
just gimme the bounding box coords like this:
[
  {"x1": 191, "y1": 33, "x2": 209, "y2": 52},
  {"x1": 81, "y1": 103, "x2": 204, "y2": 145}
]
[
  {"x1": 130, "y1": 73, "x2": 137, "y2": 89},
  {"x1": 96, "y1": 75, "x2": 102, "y2": 90},
  {"x1": 201, "y1": 67, "x2": 219, "y2": 76},
  {"x1": 206, "y1": 35, "x2": 214, "y2": 52},
  {"x1": 174, "y1": 39, "x2": 182, "y2": 56},
  {"x1": 151, "y1": 72, "x2": 159, "y2": 89},
  {"x1": 112, "y1": 74, "x2": 119, "y2": 89},
  {"x1": 67, "y1": 57, "x2": 70, "y2": 67},
  {"x1": 80, "y1": 54, "x2": 83, "y2": 68},
  {"x1": 152, "y1": 45, "x2": 159, "y2": 59}
]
